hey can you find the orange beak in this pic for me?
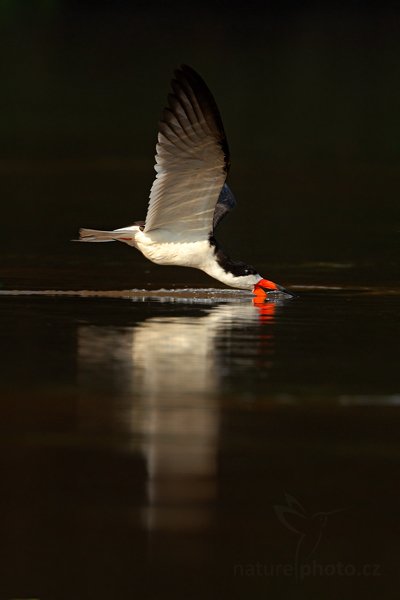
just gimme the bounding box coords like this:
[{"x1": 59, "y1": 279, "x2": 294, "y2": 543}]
[
  {"x1": 253, "y1": 278, "x2": 278, "y2": 297},
  {"x1": 253, "y1": 279, "x2": 295, "y2": 298}
]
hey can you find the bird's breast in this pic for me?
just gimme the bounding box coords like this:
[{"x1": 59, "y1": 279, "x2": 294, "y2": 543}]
[{"x1": 136, "y1": 231, "x2": 212, "y2": 268}]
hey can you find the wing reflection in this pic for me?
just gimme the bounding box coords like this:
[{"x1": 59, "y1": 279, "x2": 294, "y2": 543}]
[{"x1": 77, "y1": 299, "x2": 278, "y2": 533}]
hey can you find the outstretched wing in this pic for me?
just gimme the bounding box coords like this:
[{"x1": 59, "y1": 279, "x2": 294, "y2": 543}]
[
  {"x1": 144, "y1": 65, "x2": 230, "y2": 241},
  {"x1": 213, "y1": 183, "x2": 236, "y2": 230}
]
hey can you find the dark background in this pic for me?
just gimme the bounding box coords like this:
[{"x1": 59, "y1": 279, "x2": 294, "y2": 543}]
[
  {"x1": 1, "y1": 4, "x2": 400, "y2": 599},
  {"x1": 1, "y1": 0, "x2": 399, "y2": 287}
]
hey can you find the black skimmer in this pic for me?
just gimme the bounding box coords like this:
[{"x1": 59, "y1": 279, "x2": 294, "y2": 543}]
[{"x1": 78, "y1": 65, "x2": 290, "y2": 299}]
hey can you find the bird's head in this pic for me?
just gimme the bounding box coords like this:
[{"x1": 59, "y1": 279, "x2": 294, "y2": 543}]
[{"x1": 253, "y1": 278, "x2": 294, "y2": 298}]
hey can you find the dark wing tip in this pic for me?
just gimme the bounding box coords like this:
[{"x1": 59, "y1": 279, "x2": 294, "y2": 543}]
[
  {"x1": 170, "y1": 64, "x2": 230, "y2": 171},
  {"x1": 178, "y1": 63, "x2": 197, "y2": 76},
  {"x1": 213, "y1": 183, "x2": 237, "y2": 231}
]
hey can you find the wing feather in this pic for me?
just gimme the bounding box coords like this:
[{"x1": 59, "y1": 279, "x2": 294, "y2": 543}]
[
  {"x1": 144, "y1": 65, "x2": 230, "y2": 240},
  {"x1": 213, "y1": 183, "x2": 237, "y2": 230}
]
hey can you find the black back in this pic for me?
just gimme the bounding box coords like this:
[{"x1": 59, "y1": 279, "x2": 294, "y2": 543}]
[{"x1": 213, "y1": 183, "x2": 237, "y2": 231}]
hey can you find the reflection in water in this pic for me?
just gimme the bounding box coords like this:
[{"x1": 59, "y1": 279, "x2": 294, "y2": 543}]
[{"x1": 77, "y1": 300, "x2": 278, "y2": 534}]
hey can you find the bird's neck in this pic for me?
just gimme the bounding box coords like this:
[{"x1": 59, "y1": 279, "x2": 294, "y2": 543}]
[
  {"x1": 208, "y1": 236, "x2": 258, "y2": 276},
  {"x1": 202, "y1": 236, "x2": 262, "y2": 290}
]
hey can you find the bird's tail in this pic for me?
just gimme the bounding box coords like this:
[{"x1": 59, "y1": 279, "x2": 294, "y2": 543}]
[{"x1": 76, "y1": 228, "x2": 138, "y2": 245}]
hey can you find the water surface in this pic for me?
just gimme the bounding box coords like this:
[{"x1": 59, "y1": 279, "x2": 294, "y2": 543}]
[
  {"x1": 1, "y1": 4, "x2": 400, "y2": 596},
  {"x1": 0, "y1": 285, "x2": 399, "y2": 598}
]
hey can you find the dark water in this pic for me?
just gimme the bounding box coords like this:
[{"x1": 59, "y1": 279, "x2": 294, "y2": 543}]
[
  {"x1": 1, "y1": 3, "x2": 400, "y2": 598},
  {"x1": 0, "y1": 286, "x2": 399, "y2": 599}
]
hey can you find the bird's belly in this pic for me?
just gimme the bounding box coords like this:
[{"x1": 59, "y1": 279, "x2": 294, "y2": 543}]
[{"x1": 137, "y1": 236, "x2": 211, "y2": 268}]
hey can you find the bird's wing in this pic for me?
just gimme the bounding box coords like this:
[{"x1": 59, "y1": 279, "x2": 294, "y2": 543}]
[
  {"x1": 213, "y1": 183, "x2": 236, "y2": 230},
  {"x1": 144, "y1": 65, "x2": 230, "y2": 240}
]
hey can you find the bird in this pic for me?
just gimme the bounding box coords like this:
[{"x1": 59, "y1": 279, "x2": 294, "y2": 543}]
[{"x1": 78, "y1": 64, "x2": 291, "y2": 298}]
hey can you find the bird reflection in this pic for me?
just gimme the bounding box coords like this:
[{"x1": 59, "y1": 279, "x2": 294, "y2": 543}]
[{"x1": 77, "y1": 299, "x2": 279, "y2": 534}]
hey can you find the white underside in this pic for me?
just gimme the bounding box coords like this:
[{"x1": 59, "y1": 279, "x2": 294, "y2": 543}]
[{"x1": 114, "y1": 226, "x2": 263, "y2": 290}]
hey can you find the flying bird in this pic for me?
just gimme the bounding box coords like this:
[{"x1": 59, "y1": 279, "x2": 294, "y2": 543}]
[{"x1": 78, "y1": 65, "x2": 291, "y2": 298}]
